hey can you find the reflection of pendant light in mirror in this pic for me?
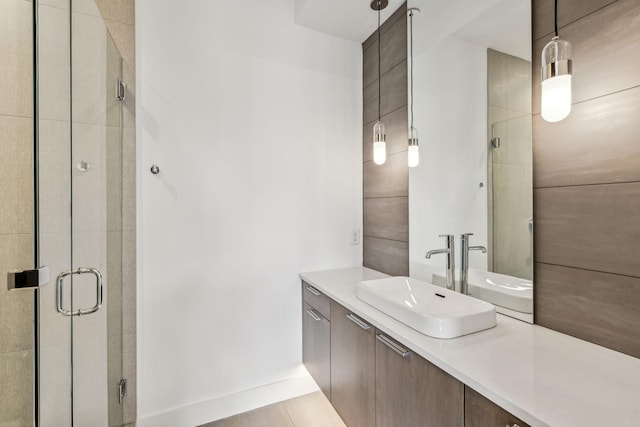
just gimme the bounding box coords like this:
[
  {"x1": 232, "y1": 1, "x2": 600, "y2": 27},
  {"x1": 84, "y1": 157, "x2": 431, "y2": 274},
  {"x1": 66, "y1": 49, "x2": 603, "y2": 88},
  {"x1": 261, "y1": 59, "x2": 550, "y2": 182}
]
[
  {"x1": 541, "y1": 0, "x2": 572, "y2": 122},
  {"x1": 371, "y1": 0, "x2": 388, "y2": 165},
  {"x1": 408, "y1": 7, "x2": 420, "y2": 167}
]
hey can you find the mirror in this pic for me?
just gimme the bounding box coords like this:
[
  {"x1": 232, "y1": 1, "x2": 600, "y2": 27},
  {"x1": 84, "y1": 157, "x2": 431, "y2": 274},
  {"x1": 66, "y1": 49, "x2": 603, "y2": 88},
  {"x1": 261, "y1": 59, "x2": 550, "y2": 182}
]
[{"x1": 408, "y1": 0, "x2": 533, "y2": 322}]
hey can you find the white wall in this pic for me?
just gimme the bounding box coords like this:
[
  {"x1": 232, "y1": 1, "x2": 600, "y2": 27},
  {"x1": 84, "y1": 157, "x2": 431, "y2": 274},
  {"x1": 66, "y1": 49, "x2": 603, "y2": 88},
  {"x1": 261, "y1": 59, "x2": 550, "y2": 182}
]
[
  {"x1": 409, "y1": 35, "x2": 488, "y2": 281},
  {"x1": 136, "y1": 0, "x2": 362, "y2": 423}
]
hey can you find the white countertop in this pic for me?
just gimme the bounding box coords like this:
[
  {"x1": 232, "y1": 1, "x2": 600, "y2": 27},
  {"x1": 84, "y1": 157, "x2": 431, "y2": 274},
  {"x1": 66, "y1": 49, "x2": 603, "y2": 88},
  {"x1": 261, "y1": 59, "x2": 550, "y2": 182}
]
[{"x1": 299, "y1": 267, "x2": 640, "y2": 427}]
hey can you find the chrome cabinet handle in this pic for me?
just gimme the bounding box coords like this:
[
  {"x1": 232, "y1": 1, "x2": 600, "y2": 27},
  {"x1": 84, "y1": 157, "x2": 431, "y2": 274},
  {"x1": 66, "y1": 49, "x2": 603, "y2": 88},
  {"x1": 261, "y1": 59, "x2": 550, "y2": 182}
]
[
  {"x1": 346, "y1": 313, "x2": 371, "y2": 331},
  {"x1": 306, "y1": 308, "x2": 322, "y2": 322},
  {"x1": 305, "y1": 285, "x2": 322, "y2": 296},
  {"x1": 377, "y1": 334, "x2": 410, "y2": 358},
  {"x1": 56, "y1": 267, "x2": 103, "y2": 316}
]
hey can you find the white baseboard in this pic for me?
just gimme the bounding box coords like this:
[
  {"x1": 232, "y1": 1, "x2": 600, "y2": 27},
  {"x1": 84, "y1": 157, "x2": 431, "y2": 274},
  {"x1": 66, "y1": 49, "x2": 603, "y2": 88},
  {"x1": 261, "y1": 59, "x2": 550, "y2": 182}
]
[{"x1": 137, "y1": 368, "x2": 319, "y2": 427}]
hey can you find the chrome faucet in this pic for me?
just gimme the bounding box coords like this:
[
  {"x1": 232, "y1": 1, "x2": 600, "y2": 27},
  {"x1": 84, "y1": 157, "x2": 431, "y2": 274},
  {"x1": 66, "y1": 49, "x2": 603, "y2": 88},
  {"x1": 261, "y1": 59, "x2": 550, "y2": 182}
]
[
  {"x1": 425, "y1": 234, "x2": 455, "y2": 291},
  {"x1": 460, "y1": 233, "x2": 487, "y2": 295}
]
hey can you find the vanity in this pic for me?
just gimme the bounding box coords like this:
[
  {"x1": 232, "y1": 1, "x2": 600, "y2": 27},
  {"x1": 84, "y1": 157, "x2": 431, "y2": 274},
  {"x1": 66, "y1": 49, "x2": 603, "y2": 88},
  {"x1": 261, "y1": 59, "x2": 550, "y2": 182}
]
[{"x1": 300, "y1": 267, "x2": 640, "y2": 427}]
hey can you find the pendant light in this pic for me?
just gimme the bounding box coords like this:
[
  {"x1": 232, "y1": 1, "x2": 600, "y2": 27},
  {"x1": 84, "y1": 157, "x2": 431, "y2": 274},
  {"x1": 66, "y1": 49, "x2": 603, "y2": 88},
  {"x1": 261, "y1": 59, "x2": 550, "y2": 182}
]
[
  {"x1": 372, "y1": 0, "x2": 388, "y2": 165},
  {"x1": 407, "y1": 7, "x2": 420, "y2": 168},
  {"x1": 541, "y1": 0, "x2": 572, "y2": 122}
]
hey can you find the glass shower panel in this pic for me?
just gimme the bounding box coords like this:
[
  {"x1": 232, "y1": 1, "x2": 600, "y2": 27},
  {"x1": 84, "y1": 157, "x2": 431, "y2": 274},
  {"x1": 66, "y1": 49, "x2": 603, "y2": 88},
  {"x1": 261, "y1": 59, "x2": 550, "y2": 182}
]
[
  {"x1": 0, "y1": 0, "x2": 36, "y2": 425},
  {"x1": 70, "y1": 0, "x2": 125, "y2": 424},
  {"x1": 490, "y1": 115, "x2": 533, "y2": 280},
  {"x1": 38, "y1": 0, "x2": 125, "y2": 425}
]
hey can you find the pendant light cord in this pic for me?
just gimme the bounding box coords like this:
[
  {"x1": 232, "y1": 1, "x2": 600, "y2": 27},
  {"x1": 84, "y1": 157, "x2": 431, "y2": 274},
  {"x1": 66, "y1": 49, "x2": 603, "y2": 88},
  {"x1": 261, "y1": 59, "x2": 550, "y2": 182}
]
[
  {"x1": 377, "y1": 2, "x2": 381, "y2": 122},
  {"x1": 409, "y1": 10, "x2": 414, "y2": 130},
  {"x1": 554, "y1": 0, "x2": 558, "y2": 36}
]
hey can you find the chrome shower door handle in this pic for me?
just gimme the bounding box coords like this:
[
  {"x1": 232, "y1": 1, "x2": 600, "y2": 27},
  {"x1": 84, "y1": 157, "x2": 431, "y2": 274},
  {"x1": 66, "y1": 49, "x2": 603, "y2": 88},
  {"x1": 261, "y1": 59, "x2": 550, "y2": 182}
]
[{"x1": 56, "y1": 267, "x2": 104, "y2": 316}]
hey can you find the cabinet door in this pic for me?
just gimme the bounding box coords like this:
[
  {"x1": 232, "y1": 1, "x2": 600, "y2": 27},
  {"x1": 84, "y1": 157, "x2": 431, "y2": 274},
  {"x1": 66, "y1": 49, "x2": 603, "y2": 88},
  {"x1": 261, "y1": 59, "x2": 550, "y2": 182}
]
[
  {"x1": 303, "y1": 302, "x2": 331, "y2": 399},
  {"x1": 330, "y1": 301, "x2": 376, "y2": 427},
  {"x1": 376, "y1": 333, "x2": 464, "y2": 427},
  {"x1": 465, "y1": 386, "x2": 530, "y2": 427}
]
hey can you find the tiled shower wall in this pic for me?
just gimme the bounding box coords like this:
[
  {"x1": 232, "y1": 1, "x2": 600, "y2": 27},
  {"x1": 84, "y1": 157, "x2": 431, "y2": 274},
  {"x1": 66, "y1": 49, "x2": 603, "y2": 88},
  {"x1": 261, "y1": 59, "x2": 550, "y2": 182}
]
[
  {"x1": 487, "y1": 49, "x2": 533, "y2": 280},
  {"x1": 532, "y1": 0, "x2": 640, "y2": 358},
  {"x1": 0, "y1": 1, "x2": 35, "y2": 424},
  {"x1": 362, "y1": 3, "x2": 409, "y2": 276}
]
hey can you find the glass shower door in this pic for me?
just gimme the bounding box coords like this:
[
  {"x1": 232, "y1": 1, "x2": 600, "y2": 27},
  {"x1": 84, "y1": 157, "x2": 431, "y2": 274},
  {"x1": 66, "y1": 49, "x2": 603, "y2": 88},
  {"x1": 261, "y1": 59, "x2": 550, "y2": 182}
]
[{"x1": 37, "y1": 0, "x2": 125, "y2": 425}]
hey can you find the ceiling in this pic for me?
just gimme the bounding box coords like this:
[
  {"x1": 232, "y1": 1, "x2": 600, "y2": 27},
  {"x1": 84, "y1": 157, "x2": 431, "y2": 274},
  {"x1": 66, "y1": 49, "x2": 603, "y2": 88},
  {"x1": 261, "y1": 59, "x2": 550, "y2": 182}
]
[
  {"x1": 294, "y1": 0, "x2": 531, "y2": 61},
  {"x1": 294, "y1": 0, "x2": 406, "y2": 42}
]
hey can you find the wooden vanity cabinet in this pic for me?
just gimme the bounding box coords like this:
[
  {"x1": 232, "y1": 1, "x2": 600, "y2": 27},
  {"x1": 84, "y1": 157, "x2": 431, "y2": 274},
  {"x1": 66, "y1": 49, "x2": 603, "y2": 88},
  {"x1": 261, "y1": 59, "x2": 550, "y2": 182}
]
[
  {"x1": 330, "y1": 300, "x2": 376, "y2": 427},
  {"x1": 302, "y1": 282, "x2": 331, "y2": 399},
  {"x1": 465, "y1": 386, "x2": 530, "y2": 427},
  {"x1": 375, "y1": 332, "x2": 464, "y2": 427},
  {"x1": 301, "y1": 283, "x2": 530, "y2": 427}
]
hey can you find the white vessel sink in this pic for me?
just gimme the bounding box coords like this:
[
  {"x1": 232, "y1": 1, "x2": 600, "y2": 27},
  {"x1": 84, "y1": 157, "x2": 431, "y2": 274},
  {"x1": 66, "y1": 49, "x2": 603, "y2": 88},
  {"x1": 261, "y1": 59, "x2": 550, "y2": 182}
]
[
  {"x1": 467, "y1": 269, "x2": 533, "y2": 314},
  {"x1": 357, "y1": 277, "x2": 496, "y2": 339}
]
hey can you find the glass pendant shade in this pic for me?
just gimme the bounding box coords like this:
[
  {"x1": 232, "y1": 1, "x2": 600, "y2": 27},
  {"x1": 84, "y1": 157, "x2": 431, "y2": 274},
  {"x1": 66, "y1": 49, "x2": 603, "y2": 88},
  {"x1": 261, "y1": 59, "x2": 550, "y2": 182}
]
[
  {"x1": 541, "y1": 36, "x2": 572, "y2": 122},
  {"x1": 373, "y1": 120, "x2": 386, "y2": 165},
  {"x1": 408, "y1": 126, "x2": 419, "y2": 168}
]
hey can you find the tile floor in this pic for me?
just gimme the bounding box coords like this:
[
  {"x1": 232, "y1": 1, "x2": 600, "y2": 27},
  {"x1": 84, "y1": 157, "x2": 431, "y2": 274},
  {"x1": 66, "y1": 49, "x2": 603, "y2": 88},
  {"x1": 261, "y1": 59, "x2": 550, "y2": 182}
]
[{"x1": 199, "y1": 391, "x2": 346, "y2": 427}]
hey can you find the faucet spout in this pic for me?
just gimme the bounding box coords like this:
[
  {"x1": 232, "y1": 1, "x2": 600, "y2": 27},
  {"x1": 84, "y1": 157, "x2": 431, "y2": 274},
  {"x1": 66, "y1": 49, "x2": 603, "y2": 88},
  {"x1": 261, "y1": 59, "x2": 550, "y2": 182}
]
[
  {"x1": 425, "y1": 248, "x2": 449, "y2": 258},
  {"x1": 425, "y1": 234, "x2": 455, "y2": 291}
]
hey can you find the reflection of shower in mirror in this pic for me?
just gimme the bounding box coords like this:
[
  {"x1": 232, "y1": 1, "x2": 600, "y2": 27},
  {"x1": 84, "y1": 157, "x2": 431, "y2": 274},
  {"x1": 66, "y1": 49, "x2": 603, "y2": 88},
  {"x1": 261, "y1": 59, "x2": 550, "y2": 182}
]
[{"x1": 408, "y1": 0, "x2": 533, "y2": 323}]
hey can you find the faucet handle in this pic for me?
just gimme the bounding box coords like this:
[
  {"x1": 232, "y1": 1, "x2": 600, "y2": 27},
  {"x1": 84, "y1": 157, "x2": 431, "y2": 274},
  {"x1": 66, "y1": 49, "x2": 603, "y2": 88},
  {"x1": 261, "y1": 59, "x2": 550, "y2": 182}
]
[
  {"x1": 461, "y1": 233, "x2": 475, "y2": 244},
  {"x1": 438, "y1": 234, "x2": 455, "y2": 248}
]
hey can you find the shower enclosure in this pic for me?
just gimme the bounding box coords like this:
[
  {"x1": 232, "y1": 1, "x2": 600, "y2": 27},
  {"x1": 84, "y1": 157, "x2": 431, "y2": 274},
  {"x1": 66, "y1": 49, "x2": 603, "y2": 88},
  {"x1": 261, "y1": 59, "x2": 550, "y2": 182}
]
[{"x1": 1, "y1": 0, "x2": 134, "y2": 425}]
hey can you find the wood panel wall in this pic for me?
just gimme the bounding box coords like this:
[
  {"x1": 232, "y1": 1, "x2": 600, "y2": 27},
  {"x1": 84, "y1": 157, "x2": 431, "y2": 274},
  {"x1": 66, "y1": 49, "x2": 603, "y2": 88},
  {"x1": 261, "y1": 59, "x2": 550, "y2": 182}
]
[
  {"x1": 362, "y1": 3, "x2": 409, "y2": 277},
  {"x1": 532, "y1": 0, "x2": 640, "y2": 358}
]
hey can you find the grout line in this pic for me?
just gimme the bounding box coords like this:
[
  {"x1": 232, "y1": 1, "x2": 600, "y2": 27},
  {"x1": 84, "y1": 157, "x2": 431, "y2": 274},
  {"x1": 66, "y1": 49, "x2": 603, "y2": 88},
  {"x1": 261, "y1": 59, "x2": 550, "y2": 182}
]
[
  {"x1": 532, "y1": 84, "x2": 640, "y2": 114},
  {"x1": 363, "y1": 149, "x2": 409, "y2": 164},
  {"x1": 0, "y1": 112, "x2": 33, "y2": 120},
  {"x1": 362, "y1": 235, "x2": 408, "y2": 244},
  {"x1": 534, "y1": 180, "x2": 640, "y2": 190},
  {"x1": 0, "y1": 348, "x2": 35, "y2": 358},
  {"x1": 363, "y1": 149, "x2": 409, "y2": 166},
  {"x1": 572, "y1": 83, "x2": 640, "y2": 104},
  {"x1": 533, "y1": 0, "x2": 620, "y2": 42},
  {"x1": 363, "y1": 195, "x2": 408, "y2": 200},
  {"x1": 363, "y1": 104, "x2": 408, "y2": 129},
  {"x1": 363, "y1": 195, "x2": 407, "y2": 201},
  {"x1": 362, "y1": 59, "x2": 407, "y2": 92},
  {"x1": 535, "y1": 261, "x2": 640, "y2": 280}
]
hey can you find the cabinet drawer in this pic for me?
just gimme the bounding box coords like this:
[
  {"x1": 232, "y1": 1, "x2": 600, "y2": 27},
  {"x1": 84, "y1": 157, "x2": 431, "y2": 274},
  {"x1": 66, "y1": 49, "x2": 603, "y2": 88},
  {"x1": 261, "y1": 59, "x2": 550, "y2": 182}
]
[
  {"x1": 465, "y1": 386, "x2": 530, "y2": 427},
  {"x1": 302, "y1": 281, "x2": 330, "y2": 320}
]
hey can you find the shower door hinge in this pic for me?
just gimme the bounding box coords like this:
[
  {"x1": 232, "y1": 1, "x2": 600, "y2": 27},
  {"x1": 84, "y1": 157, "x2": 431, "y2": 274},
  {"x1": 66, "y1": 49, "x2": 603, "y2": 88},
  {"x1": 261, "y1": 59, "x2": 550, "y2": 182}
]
[
  {"x1": 490, "y1": 137, "x2": 501, "y2": 149},
  {"x1": 116, "y1": 79, "x2": 127, "y2": 101},
  {"x1": 118, "y1": 378, "x2": 128, "y2": 403}
]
